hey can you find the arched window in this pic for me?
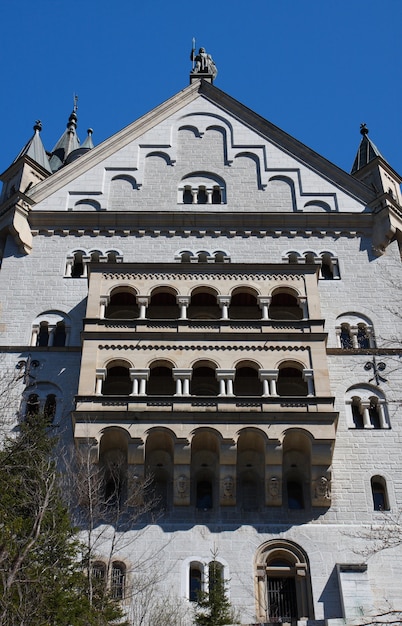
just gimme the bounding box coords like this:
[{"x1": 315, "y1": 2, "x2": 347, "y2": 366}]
[
  {"x1": 255, "y1": 541, "x2": 314, "y2": 623},
  {"x1": 371, "y1": 476, "x2": 389, "y2": 511},
  {"x1": 229, "y1": 291, "x2": 260, "y2": 320},
  {"x1": 269, "y1": 291, "x2": 303, "y2": 320},
  {"x1": 147, "y1": 291, "x2": 179, "y2": 319},
  {"x1": 37, "y1": 321, "x2": 49, "y2": 347},
  {"x1": 111, "y1": 562, "x2": 125, "y2": 599},
  {"x1": 44, "y1": 394, "x2": 57, "y2": 423},
  {"x1": 25, "y1": 393, "x2": 40, "y2": 419},
  {"x1": 277, "y1": 365, "x2": 309, "y2": 396},
  {"x1": 147, "y1": 364, "x2": 175, "y2": 395},
  {"x1": 336, "y1": 315, "x2": 375, "y2": 349},
  {"x1": 71, "y1": 251, "x2": 85, "y2": 278},
  {"x1": 102, "y1": 365, "x2": 132, "y2": 395},
  {"x1": 191, "y1": 365, "x2": 219, "y2": 396},
  {"x1": 189, "y1": 563, "x2": 203, "y2": 601},
  {"x1": 179, "y1": 173, "x2": 226, "y2": 204},
  {"x1": 234, "y1": 365, "x2": 263, "y2": 396},
  {"x1": 92, "y1": 561, "x2": 106, "y2": 586},
  {"x1": 105, "y1": 290, "x2": 139, "y2": 319},
  {"x1": 53, "y1": 321, "x2": 66, "y2": 347},
  {"x1": 319, "y1": 253, "x2": 340, "y2": 280},
  {"x1": 188, "y1": 291, "x2": 220, "y2": 320},
  {"x1": 346, "y1": 387, "x2": 389, "y2": 429}
]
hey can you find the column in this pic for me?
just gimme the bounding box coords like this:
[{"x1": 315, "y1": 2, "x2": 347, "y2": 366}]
[
  {"x1": 99, "y1": 297, "x2": 109, "y2": 319},
  {"x1": 95, "y1": 368, "x2": 107, "y2": 395},
  {"x1": 259, "y1": 370, "x2": 279, "y2": 396},
  {"x1": 350, "y1": 326, "x2": 359, "y2": 349},
  {"x1": 258, "y1": 296, "x2": 271, "y2": 320},
  {"x1": 298, "y1": 296, "x2": 308, "y2": 319},
  {"x1": 129, "y1": 369, "x2": 150, "y2": 396},
  {"x1": 177, "y1": 296, "x2": 190, "y2": 320},
  {"x1": 206, "y1": 189, "x2": 213, "y2": 204},
  {"x1": 31, "y1": 325, "x2": 39, "y2": 347},
  {"x1": 360, "y1": 401, "x2": 373, "y2": 428},
  {"x1": 82, "y1": 255, "x2": 90, "y2": 278},
  {"x1": 191, "y1": 188, "x2": 198, "y2": 204},
  {"x1": 136, "y1": 297, "x2": 149, "y2": 320},
  {"x1": 65, "y1": 258, "x2": 73, "y2": 277},
  {"x1": 47, "y1": 325, "x2": 56, "y2": 347},
  {"x1": 302, "y1": 369, "x2": 315, "y2": 396},
  {"x1": 217, "y1": 296, "x2": 231, "y2": 320},
  {"x1": 377, "y1": 402, "x2": 389, "y2": 429},
  {"x1": 216, "y1": 370, "x2": 235, "y2": 396},
  {"x1": 173, "y1": 369, "x2": 192, "y2": 396}
]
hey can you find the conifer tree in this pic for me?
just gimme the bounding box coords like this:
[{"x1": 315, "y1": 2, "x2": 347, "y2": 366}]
[
  {"x1": 0, "y1": 414, "x2": 125, "y2": 626},
  {"x1": 194, "y1": 554, "x2": 238, "y2": 626}
]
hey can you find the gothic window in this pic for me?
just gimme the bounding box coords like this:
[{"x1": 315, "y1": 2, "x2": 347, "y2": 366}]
[
  {"x1": 106, "y1": 250, "x2": 122, "y2": 263},
  {"x1": 111, "y1": 562, "x2": 126, "y2": 599},
  {"x1": 371, "y1": 476, "x2": 389, "y2": 511}
]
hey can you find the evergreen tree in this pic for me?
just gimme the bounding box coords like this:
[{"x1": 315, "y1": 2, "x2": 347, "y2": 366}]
[
  {"x1": 0, "y1": 414, "x2": 125, "y2": 626},
  {"x1": 194, "y1": 556, "x2": 238, "y2": 626}
]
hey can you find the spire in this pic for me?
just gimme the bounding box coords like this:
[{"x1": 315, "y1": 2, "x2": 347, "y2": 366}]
[
  {"x1": 49, "y1": 97, "x2": 81, "y2": 172},
  {"x1": 351, "y1": 123, "x2": 386, "y2": 174},
  {"x1": 81, "y1": 128, "x2": 94, "y2": 150},
  {"x1": 13, "y1": 121, "x2": 52, "y2": 173}
]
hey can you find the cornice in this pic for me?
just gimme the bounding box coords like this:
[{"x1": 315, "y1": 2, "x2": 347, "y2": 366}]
[
  {"x1": 28, "y1": 210, "x2": 373, "y2": 240},
  {"x1": 98, "y1": 343, "x2": 308, "y2": 352}
]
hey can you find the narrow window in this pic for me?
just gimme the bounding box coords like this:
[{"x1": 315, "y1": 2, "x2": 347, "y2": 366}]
[
  {"x1": 351, "y1": 399, "x2": 364, "y2": 428},
  {"x1": 197, "y1": 186, "x2": 207, "y2": 204},
  {"x1": 183, "y1": 186, "x2": 193, "y2": 204},
  {"x1": 71, "y1": 252, "x2": 84, "y2": 278},
  {"x1": 25, "y1": 393, "x2": 40, "y2": 419},
  {"x1": 189, "y1": 565, "x2": 202, "y2": 601},
  {"x1": 196, "y1": 480, "x2": 213, "y2": 510},
  {"x1": 267, "y1": 575, "x2": 298, "y2": 622},
  {"x1": 37, "y1": 321, "x2": 49, "y2": 347},
  {"x1": 371, "y1": 477, "x2": 389, "y2": 511},
  {"x1": 212, "y1": 186, "x2": 221, "y2": 204},
  {"x1": 357, "y1": 324, "x2": 370, "y2": 349},
  {"x1": 44, "y1": 394, "x2": 56, "y2": 423},
  {"x1": 111, "y1": 563, "x2": 125, "y2": 599},
  {"x1": 53, "y1": 321, "x2": 66, "y2": 347},
  {"x1": 287, "y1": 480, "x2": 304, "y2": 509},
  {"x1": 340, "y1": 324, "x2": 352, "y2": 349}
]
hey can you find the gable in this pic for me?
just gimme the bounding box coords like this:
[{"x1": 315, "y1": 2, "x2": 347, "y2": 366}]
[{"x1": 28, "y1": 81, "x2": 373, "y2": 214}]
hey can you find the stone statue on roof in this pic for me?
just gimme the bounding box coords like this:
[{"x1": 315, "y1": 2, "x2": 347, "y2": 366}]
[{"x1": 190, "y1": 45, "x2": 218, "y2": 80}]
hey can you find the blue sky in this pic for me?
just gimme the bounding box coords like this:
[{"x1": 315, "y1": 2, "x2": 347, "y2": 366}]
[{"x1": 1, "y1": 0, "x2": 401, "y2": 177}]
